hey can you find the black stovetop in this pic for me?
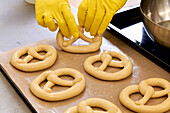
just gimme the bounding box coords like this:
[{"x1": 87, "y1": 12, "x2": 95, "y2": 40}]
[{"x1": 108, "y1": 6, "x2": 170, "y2": 72}]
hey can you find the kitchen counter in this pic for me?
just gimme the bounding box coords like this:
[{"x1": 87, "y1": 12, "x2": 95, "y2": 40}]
[
  {"x1": 0, "y1": 0, "x2": 56, "y2": 112},
  {"x1": 2, "y1": 0, "x2": 162, "y2": 113}
]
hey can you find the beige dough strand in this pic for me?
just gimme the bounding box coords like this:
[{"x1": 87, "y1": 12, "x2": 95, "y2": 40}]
[
  {"x1": 119, "y1": 78, "x2": 170, "y2": 113},
  {"x1": 64, "y1": 98, "x2": 122, "y2": 113},
  {"x1": 30, "y1": 68, "x2": 86, "y2": 101},
  {"x1": 10, "y1": 44, "x2": 57, "y2": 72},
  {"x1": 84, "y1": 51, "x2": 133, "y2": 80},
  {"x1": 56, "y1": 26, "x2": 102, "y2": 53}
]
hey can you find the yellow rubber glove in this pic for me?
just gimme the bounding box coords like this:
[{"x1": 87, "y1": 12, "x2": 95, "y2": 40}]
[
  {"x1": 78, "y1": 0, "x2": 127, "y2": 36},
  {"x1": 35, "y1": 0, "x2": 79, "y2": 38}
]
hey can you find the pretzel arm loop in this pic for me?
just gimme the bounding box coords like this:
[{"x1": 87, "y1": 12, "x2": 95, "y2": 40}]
[
  {"x1": 14, "y1": 47, "x2": 31, "y2": 63},
  {"x1": 45, "y1": 51, "x2": 53, "y2": 57},
  {"x1": 34, "y1": 45, "x2": 55, "y2": 58},
  {"x1": 98, "y1": 52, "x2": 112, "y2": 71},
  {"x1": 43, "y1": 81, "x2": 55, "y2": 93},
  {"x1": 108, "y1": 60, "x2": 124, "y2": 68},
  {"x1": 78, "y1": 26, "x2": 94, "y2": 43},
  {"x1": 47, "y1": 74, "x2": 81, "y2": 86},
  {"x1": 62, "y1": 37, "x2": 78, "y2": 47},
  {"x1": 28, "y1": 45, "x2": 54, "y2": 60},
  {"x1": 28, "y1": 47, "x2": 45, "y2": 60},
  {"x1": 135, "y1": 86, "x2": 154, "y2": 105},
  {"x1": 20, "y1": 55, "x2": 33, "y2": 63},
  {"x1": 139, "y1": 78, "x2": 170, "y2": 98},
  {"x1": 79, "y1": 31, "x2": 94, "y2": 43}
]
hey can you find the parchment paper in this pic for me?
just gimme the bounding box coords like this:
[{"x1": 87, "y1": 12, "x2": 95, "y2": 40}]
[{"x1": 0, "y1": 31, "x2": 169, "y2": 113}]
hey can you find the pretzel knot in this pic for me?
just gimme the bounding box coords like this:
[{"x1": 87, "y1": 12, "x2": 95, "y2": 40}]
[
  {"x1": 30, "y1": 68, "x2": 86, "y2": 101},
  {"x1": 84, "y1": 51, "x2": 133, "y2": 80},
  {"x1": 119, "y1": 78, "x2": 170, "y2": 113},
  {"x1": 64, "y1": 98, "x2": 122, "y2": 113},
  {"x1": 56, "y1": 26, "x2": 102, "y2": 53},
  {"x1": 10, "y1": 44, "x2": 57, "y2": 72}
]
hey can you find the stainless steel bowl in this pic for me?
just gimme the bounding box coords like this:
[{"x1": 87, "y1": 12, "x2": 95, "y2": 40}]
[{"x1": 140, "y1": 0, "x2": 170, "y2": 48}]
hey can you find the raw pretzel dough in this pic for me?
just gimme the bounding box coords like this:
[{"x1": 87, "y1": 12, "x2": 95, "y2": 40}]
[
  {"x1": 30, "y1": 68, "x2": 86, "y2": 101},
  {"x1": 11, "y1": 44, "x2": 57, "y2": 72},
  {"x1": 119, "y1": 78, "x2": 170, "y2": 113},
  {"x1": 84, "y1": 51, "x2": 133, "y2": 80},
  {"x1": 64, "y1": 98, "x2": 122, "y2": 113},
  {"x1": 56, "y1": 26, "x2": 102, "y2": 53}
]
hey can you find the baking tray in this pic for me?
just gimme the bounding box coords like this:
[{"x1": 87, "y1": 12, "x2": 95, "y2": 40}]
[{"x1": 0, "y1": 35, "x2": 170, "y2": 113}]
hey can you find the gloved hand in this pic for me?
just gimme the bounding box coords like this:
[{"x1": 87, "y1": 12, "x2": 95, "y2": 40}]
[
  {"x1": 35, "y1": 0, "x2": 79, "y2": 38},
  {"x1": 78, "y1": 0, "x2": 127, "y2": 36}
]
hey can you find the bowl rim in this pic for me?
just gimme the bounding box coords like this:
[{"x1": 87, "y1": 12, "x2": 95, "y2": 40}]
[{"x1": 140, "y1": 0, "x2": 170, "y2": 31}]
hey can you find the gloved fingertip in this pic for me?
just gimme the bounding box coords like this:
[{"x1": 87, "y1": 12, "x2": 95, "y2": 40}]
[
  {"x1": 48, "y1": 28, "x2": 56, "y2": 32},
  {"x1": 48, "y1": 25, "x2": 58, "y2": 31},
  {"x1": 78, "y1": 21, "x2": 84, "y2": 27},
  {"x1": 97, "y1": 30, "x2": 104, "y2": 36},
  {"x1": 67, "y1": 34, "x2": 72, "y2": 39},
  {"x1": 63, "y1": 33, "x2": 71, "y2": 39},
  {"x1": 78, "y1": 16, "x2": 84, "y2": 27},
  {"x1": 37, "y1": 20, "x2": 46, "y2": 27},
  {"x1": 73, "y1": 32, "x2": 79, "y2": 39},
  {"x1": 85, "y1": 28, "x2": 90, "y2": 32},
  {"x1": 90, "y1": 32, "x2": 96, "y2": 36}
]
